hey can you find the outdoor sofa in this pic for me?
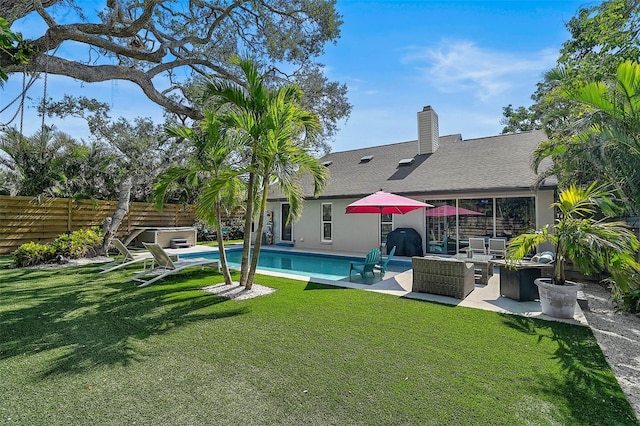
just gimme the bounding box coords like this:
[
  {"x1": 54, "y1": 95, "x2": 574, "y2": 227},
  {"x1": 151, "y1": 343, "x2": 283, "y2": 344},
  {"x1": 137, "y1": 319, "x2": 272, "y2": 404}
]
[{"x1": 412, "y1": 256, "x2": 475, "y2": 299}]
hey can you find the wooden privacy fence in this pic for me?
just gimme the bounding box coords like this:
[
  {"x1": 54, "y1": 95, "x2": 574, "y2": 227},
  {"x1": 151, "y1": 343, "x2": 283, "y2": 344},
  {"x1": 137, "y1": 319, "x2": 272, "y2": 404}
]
[{"x1": 0, "y1": 196, "x2": 196, "y2": 255}]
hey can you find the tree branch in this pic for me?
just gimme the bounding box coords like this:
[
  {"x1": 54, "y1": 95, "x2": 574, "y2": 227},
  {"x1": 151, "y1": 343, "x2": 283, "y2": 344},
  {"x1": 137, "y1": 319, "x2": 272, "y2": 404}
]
[{"x1": 22, "y1": 55, "x2": 203, "y2": 120}]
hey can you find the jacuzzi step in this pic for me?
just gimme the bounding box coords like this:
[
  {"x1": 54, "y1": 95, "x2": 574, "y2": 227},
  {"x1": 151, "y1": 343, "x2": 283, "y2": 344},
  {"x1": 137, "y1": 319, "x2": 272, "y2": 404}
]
[
  {"x1": 170, "y1": 238, "x2": 191, "y2": 249},
  {"x1": 276, "y1": 242, "x2": 294, "y2": 247}
]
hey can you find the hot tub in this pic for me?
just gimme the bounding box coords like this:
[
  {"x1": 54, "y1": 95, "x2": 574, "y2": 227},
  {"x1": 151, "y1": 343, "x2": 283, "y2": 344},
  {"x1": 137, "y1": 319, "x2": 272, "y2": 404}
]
[{"x1": 132, "y1": 226, "x2": 197, "y2": 248}]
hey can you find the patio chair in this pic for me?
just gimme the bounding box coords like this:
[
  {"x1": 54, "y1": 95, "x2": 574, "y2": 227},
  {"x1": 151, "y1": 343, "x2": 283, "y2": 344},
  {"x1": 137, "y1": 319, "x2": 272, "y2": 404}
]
[
  {"x1": 488, "y1": 238, "x2": 507, "y2": 258},
  {"x1": 468, "y1": 237, "x2": 486, "y2": 255},
  {"x1": 129, "y1": 243, "x2": 219, "y2": 288},
  {"x1": 98, "y1": 238, "x2": 153, "y2": 274},
  {"x1": 349, "y1": 248, "x2": 381, "y2": 280},
  {"x1": 412, "y1": 256, "x2": 475, "y2": 299},
  {"x1": 374, "y1": 245, "x2": 396, "y2": 277}
]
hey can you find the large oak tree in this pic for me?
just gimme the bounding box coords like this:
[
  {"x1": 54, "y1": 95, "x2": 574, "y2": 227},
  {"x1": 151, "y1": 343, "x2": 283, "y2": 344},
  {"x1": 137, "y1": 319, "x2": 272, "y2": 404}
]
[{"x1": 0, "y1": 0, "x2": 351, "y2": 152}]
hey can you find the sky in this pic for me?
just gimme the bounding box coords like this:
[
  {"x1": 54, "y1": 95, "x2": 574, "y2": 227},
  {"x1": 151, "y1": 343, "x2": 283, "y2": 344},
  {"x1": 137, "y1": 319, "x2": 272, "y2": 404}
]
[{"x1": 0, "y1": 0, "x2": 588, "y2": 153}]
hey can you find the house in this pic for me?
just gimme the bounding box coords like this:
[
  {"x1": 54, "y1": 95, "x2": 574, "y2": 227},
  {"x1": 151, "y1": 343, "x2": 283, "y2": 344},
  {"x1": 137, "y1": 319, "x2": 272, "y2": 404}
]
[{"x1": 262, "y1": 106, "x2": 556, "y2": 255}]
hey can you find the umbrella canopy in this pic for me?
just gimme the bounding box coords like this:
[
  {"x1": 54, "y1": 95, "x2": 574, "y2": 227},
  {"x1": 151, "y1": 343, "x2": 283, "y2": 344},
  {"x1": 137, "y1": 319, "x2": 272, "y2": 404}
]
[
  {"x1": 346, "y1": 191, "x2": 432, "y2": 253},
  {"x1": 346, "y1": 191, "x2": 432, "y2": 214},
  {"x1": 425, "y1": 205, "x2": 483, "y2": 217}
]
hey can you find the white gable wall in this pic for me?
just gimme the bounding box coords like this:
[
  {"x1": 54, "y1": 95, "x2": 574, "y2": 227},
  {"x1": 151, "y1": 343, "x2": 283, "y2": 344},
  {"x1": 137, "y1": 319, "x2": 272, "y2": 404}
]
[
  {"x1": 536, "y1": 189, "x2": 555, "y2": 231},
  {"x1": 264, "y1": 187, "x2": 555, "y2": 256},
  {"x1": 264, "y1": 198, "x2": 426, "y2": 254}
]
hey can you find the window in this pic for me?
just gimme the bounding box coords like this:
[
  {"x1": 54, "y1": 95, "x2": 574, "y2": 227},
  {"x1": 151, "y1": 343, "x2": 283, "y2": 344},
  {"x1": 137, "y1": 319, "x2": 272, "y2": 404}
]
[
  {"x1": 398, "y1": 158, "x2": 414, "y2": 166},
  {"x1": 321, "y1": 203, "x2": 332, "y2": 242},
  {"x1": 425, "y1": 196, "x2": 537, "y2": 254},
  {"x1": 281, "y1": 203, "x2": 292, "y2": 241},
  {"x1": 457, "y1": 198, "x2": 492, "y2": 240},
  {"x1": 425, "y1": 199, "x2": 456, "y2": 254},
  {"x1": 495, "y1": 196, "x2": 535, "y2": 238},
  {"x1": 381, "y1": 213, "x2": 393, "y2": 247}
]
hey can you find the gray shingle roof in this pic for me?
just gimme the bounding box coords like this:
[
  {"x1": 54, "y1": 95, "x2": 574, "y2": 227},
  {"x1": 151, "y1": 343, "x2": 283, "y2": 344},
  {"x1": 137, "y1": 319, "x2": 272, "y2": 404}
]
[{"x1": 270, "y1": 129, "x2": 555, "y2": 200}]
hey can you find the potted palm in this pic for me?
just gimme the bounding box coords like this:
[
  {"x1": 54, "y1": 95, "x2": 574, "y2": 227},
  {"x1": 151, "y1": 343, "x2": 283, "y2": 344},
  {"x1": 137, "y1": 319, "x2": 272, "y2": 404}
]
[{"x1": 506, "y1": 183, "x2": 640, "y2": 318}]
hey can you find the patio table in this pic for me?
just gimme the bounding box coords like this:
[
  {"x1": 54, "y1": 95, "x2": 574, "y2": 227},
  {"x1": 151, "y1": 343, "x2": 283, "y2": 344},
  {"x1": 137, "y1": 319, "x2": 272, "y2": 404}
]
[
  {"x1": 492, "y1": 260, "x2": 554, "y2": 301},
  {"x1": 452, "y1": 253, "x2": 494, "y2": 284}
]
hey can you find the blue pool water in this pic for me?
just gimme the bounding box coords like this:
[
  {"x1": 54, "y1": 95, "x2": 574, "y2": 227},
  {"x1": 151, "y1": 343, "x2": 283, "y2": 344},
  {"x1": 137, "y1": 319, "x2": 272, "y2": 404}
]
[{"x1": 182, "y1": 248, "x2": 411, "y2": 281}]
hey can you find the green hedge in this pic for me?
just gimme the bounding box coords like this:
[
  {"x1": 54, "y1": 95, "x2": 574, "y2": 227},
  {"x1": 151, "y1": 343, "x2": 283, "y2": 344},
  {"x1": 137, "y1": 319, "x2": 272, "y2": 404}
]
[{"x1": 13, "y1": 227, "x2": 103, "y2": 267}]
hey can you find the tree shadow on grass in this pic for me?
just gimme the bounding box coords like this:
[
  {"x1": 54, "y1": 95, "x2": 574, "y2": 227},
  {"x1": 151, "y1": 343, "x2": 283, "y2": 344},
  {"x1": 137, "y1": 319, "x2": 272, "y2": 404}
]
[
  {"x1": 3, "y1": 263, "x2": 103, "y2": 282},
  {"x1": 500, "y1": 315, "x2": 638, "y2": 424},
  {"x1": 303, "y1": 282, "x2": 349, "y2": 291},
  {"x1": 0, "y1": 264, "x2": 248, "y2": 378}
]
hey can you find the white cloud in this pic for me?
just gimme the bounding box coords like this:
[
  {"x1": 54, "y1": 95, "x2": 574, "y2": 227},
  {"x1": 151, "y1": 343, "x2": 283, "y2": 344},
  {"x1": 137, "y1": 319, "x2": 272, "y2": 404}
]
[{"x1": 403, "y1": 39, "x2": 558, "y2": 102}]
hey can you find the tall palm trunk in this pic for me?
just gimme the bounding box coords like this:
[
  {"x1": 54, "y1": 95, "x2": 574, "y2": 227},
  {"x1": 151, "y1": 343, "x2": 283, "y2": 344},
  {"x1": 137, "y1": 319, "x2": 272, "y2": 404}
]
[
  {"x1": 215, "y1": 200, "x2": 234, "y2": 285},
  {"x1": 100, "y1": 176, "x2": 132, "y2": 254},
  {"x1": 246, "y1": 175, "x2": 269, "y2": 289},
  {"x1": 239, "y1": 166, "x2": 256, "y2": 287}
]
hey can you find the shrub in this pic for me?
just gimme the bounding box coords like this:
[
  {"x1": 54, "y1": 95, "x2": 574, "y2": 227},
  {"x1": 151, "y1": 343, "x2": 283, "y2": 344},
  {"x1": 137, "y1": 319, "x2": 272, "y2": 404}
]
[
  {"x1": 607, "y1": 265, "x2": 640, "y2": 313},
  {"x1": 13, "y1": 242, "x2": 56, "y2": 267},
  {"x1": 52, "y1": 227, "x2": 102, "y2": 259},
  {"x1": 13, "y1": 227, "x2": 103, "y2": 267}
]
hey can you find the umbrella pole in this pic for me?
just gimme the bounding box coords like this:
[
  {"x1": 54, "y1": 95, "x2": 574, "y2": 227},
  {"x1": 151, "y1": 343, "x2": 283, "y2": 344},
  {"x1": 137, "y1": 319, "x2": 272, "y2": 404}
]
[{"x1": 379, "y1": 212, "x2": 383, "y2": 253}]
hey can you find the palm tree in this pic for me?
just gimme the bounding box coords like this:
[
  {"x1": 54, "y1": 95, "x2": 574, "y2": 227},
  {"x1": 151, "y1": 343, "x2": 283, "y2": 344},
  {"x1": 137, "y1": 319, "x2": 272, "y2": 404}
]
[
  {"x1": 245, "y1": 85, "x2": 327, "y2": 287},
  {"x1": 203, "y1": 56, "x2": 268, "y2": 288},
  {"x1": 0, "y1": 126, "x2": 77, "y2": 196},
  {"x1": 507, "y1": 183, "x2": 640, "y2": 286},
  {"x1": 534, "y1": 61, "x2": 640, "y2": 215},
  {"x1": 153, "y1": 112, "x2": 244, "y2": 286},
  {"x1": 204, "y1": 56, "x2": 327, "y2": 290}
]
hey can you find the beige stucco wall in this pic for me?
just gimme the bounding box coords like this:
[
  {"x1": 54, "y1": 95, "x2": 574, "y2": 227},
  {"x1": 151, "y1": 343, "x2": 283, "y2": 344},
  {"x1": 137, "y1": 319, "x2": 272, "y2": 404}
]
[
  {"x1": 264, "y1": 188, "x2": 556, "y2": 256},
  {"x1": 535, "y1": 189, "x2": 555, "y2": 229},
  {"x1": 263, "y1": 198, "x2": 425, "y2": 255}
]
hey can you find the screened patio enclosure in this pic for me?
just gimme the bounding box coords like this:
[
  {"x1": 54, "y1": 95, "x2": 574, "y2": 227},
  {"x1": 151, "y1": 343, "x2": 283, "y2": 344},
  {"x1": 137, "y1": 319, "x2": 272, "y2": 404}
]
[{"x1": 425, "y1": 196, "x2": 536, "y2": 255}]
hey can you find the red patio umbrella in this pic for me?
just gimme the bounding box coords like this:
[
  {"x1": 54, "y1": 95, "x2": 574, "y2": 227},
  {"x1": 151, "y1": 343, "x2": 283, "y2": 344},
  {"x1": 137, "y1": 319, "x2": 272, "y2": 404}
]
[
  {"x1": 346, "y1": 191, "x2": 433, "y2": 250},
  {"x1": 425, "y1": 205, "x2": 483, "y2": 217},
  {"x1": 346, "y1": 191, "x2": 432, "y2": 214},
  {"x1": 425, "y1": 204, "x2": 483, "y2": 254}
]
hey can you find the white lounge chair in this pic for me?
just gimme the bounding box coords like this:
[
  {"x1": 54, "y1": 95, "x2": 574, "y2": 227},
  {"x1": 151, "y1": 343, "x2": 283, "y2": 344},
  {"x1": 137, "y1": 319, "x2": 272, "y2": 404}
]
[
  {"x1": 129, "y1": 243, "x2": 219, "y2": 288},
  {"x1": 468, "y1": 237, "x2": 487, "y2": 255},
  {"x1": 99, "y1": 238, "x2": 153, "y2": 273}
]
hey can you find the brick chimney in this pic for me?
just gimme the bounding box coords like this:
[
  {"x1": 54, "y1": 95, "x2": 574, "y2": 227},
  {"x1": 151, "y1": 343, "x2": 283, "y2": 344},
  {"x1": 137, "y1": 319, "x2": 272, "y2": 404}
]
[{"x1": 417, "y1": 105, "x2": 439, "y2": 155}]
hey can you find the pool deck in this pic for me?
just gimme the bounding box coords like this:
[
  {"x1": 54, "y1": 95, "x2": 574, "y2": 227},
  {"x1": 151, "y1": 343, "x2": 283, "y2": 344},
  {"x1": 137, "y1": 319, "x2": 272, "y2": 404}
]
[{"x1": 181, "y1": 244, "x2": 587, "y2": 327}]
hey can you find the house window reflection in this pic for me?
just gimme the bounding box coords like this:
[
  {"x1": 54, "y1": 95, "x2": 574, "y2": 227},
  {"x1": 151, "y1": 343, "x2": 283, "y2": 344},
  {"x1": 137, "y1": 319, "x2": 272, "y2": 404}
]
[
  {"x1": 381, "y1": 213, "x2": 393, "y2": 247},
  {"x1": 425, "y1": 196, "x2": 535, "y2": 254}
]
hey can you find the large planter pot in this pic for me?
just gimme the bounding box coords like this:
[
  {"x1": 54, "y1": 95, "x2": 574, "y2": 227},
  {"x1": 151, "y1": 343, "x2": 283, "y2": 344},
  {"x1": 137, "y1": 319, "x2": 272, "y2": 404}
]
[{"x1": 534, "y1": 278, "x2": 579, "y2": 319}]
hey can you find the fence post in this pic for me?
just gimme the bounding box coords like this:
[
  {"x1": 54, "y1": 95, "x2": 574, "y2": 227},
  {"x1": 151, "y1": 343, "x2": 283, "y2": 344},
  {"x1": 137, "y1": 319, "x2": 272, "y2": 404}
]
[
  {"x1": 0, "y1": 195, "x2": 198, "y2": 255},
  {"x1": 67, "y1": 198, "x2": 72, "y2": 232}
]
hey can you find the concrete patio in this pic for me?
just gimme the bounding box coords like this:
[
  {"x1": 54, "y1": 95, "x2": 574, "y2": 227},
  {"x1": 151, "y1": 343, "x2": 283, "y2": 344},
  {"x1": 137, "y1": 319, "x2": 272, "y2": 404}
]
[
  {"x1": 310, "y1": 268, "x2": 587, "y2": 326},
  {"x1": 174, "y1": 245, "x2": 587, "y2": 326}
]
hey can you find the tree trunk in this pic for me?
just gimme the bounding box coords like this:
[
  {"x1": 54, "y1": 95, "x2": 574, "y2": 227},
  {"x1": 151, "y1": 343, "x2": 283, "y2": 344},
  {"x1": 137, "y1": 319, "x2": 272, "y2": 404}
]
[
  {"x1": 239, "y1": 166, "x2": 256, "y2": 287},
  {"x1": 246, "y1": 176, "x2": 269, "y2": 290},
  {"x1": 215, "y1": 200, "x2": 234, "y2": 286},
  {"x1": 100, "y1": 176, "x2": 133, "y2": 254}
]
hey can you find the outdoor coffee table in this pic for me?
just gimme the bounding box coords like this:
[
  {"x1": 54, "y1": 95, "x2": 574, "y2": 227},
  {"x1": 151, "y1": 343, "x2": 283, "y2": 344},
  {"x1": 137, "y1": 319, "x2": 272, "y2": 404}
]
[
  {"x1": 492, "y1": 259, "x2": 554, "y2": 301},
  {"x1": 452, "y1": 253, "x2": 494, "y2": 284}
]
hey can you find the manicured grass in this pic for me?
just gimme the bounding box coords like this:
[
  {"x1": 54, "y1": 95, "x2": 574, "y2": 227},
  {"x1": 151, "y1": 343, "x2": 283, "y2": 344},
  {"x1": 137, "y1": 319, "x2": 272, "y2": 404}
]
[
  {"x1": 199, "y1": 239, "x2": 243, "y2": 247},
  {"x1": 0, "y1": 256, "x2": 638, "y2": 425}
]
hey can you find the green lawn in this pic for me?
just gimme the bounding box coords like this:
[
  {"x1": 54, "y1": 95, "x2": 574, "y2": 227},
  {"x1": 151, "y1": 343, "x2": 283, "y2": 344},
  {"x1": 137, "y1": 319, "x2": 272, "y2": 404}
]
[
  {"x1": 0, "y1": 256, "x2": 638, "y2": 425},
  {"x1": 199, "y1": 239, "x2": 244, "y2": 247}
]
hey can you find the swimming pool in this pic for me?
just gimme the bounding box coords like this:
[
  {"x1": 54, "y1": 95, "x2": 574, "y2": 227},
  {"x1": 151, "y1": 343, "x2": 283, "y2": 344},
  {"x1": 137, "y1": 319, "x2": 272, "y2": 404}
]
[{"x1": 181, "y1": 248, "x2": 411, "y2": 281}]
